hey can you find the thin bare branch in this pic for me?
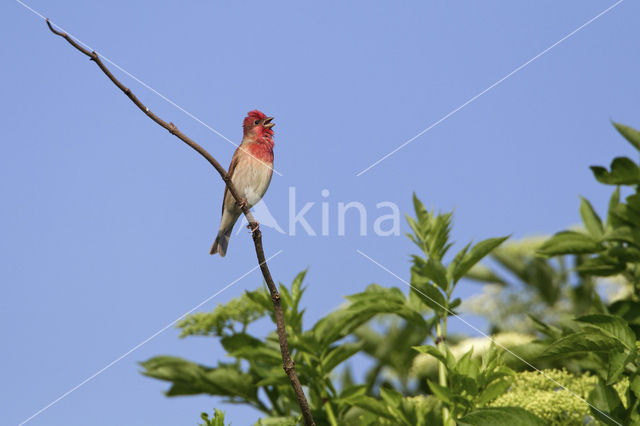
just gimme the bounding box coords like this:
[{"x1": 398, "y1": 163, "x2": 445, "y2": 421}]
[{"x1": 45, "y1": 19, "x2": 314, "y2": 426}]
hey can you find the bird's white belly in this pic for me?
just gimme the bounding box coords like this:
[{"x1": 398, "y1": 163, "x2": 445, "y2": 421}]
[{"x1": 233, "y1": 155, "x2": 273, "y2": 208}]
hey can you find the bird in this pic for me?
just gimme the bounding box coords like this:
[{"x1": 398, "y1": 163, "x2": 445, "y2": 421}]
[{"x1": 210, "y1": 110, "x2": 275, "y2": 256}]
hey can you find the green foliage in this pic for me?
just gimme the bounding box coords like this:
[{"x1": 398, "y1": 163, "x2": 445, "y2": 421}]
[
  {"x1": 416, "y1": 345, "x2": 516, "y2": 417},
  {"x1": 141, "y1": 195, "x2": 515, "y2": 425},
  {"x1": 141, "y1": 268, "x2": 439, "y2": 424},
  {"x1": 140, "y1": 356, "x2": 256, "y2": 399},
  {"x1": 405, "y1": 194, "x2": 453, "y2": 262},
  {"x1": 411, "y1": 332, "x2": 536, "y2": 378},
  {"x1": 140, "y1": 120, "x2": 640, "y2": 426},
  {"x1": 538, "y1": 231, "x2": 604, "y2": 256},
  {"x1": 407, "y1": 195, "x2": 508, "y2": 319},
  {"x1": 405, "y1": 196, "x2": 510, "y2": 423},
  {"x1": 538, "y1": 313, "x2": 640, "y2": 423},
  {"x1": 178, "y1": 287, "x2": 269, "y2": 338},
  {"x1": 537, "y1": 121, "x2": 640, "y2": 290},
  {"x1": 528, "y1": 121, "x2": 640, "y2": 424},
  {"x1": 199, "y1": 409, "x2": 228, "y2": 426},
  {"x1": 613, "y1": 122, "x2": 640, "y2": 152}
]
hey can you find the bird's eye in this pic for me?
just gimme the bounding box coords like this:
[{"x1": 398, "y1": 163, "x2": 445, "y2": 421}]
[{"x1": 254, "y1": 120, "x2": 260, "y2": 125}]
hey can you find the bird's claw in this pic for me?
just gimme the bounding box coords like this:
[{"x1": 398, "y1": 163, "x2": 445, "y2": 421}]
[
  {"x1": 236, "y1": 197, "x2": 248, "y2": 211},
  {"x1": 247, "y1": 222, "x2": 260, "y2": 233}
]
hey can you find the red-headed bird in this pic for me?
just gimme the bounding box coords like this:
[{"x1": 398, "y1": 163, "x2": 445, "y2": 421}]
[{"x1": 210, "y1": 110, "x2": 275, "y2": 256}]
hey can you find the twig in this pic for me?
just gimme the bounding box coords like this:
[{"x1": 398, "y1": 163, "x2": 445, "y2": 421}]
[{"x1": 45, "y1": 19, "x2": 314, "y2": 426}]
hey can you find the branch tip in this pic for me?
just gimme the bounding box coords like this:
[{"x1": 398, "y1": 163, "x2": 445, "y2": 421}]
[{"x1": 46, "y1": 19, "x2": 64, "y2": 37}]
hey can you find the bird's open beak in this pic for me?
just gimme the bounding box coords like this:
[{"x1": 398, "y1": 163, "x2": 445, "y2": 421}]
[{"x1": 263, "y1": 117, "x2": 275, "y2": 128}]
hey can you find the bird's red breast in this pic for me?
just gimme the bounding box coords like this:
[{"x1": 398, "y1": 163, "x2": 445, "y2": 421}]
[{"x1": 246, "y1": 141, "x2": 274, "y2": 163}]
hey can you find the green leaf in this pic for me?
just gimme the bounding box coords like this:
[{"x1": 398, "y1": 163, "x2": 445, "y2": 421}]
[
  {"x1": 413, "y1": 345, "x2": 448, "y2": 366},
  {"x1": 199, "y1": 408, "x2": 227, "y2": 426},
  {"x1": 590, "y1": 157, "x2": 640, "y2": 185},
  {"x1": 630, "y1": 375, "x2": 640, "y2": 399},
  {"x1": 279, "y1": 283, "x2": 293, "y2": 311},
  {"x1": 577, "y1": 314, "x2": 636, "y2": 350},
  {"x1": 379, "y1": 387, "x2": 404, "y2": 408},
  {"x1": 606, "y1": 187, "x2": 622, "y2": 231},
  {"x1": 452, "y1": 236, "x2": 509, "y2": 283},
  {"x1": 338, "y1": 384, "x2": 367, "y2": 400},
  {"x1": 576, "y1": 255, "x2": 625, "y2": 276},
  {"x1": 542, "y1": 331, "x2": 624, "y2": 358},
  {"x1": 341, "y1": 394, "x2": 395, "y2": 420},
  {"x1": 428, "y1": 211, "x2": 454, "y2": 261},
  {"x1": 609, "y1": 300, "x2": 640, "y2": 325},
  {"x1": 464, "y1": 264, "x2": 508, "y2": 286},
  {"x1": 449, "y1": 297, "x2": 462, "y2": 310},
  {"x1": 290, "y1": 269, "x2": 307, "y2": 309},
  {"x1": 413, "y1": 192, "x2": 430, "y2": 225},
  {"x1": 201, "y1": 365, "x2": 256, "y2": 400},
  {"x1": 537, "y1": 231, "x2": 603, "y2": 256},
  {"x1": 608, "y1": 246, "x2": 640, "y2": 262},
  {"x1": 588, "y1": 379, "x2": 626, "y2": 426},
  {"x1": 220, "y1": 334, "x2": 281, "y2": 363},
  {"x1": 528, "y1": 315, "x2": 562, "y2": 339},
  {"x1": 408, "y1": 194, "x2": 454, "y2": 260},
  {"x1": 444, "y1": 345, "x2": 457, "y2": 371},
  {"x1": 321, "y1": 342, "x2": 362, "y2": 374},
  {"x1": 255, "y1": 417, "x2": 298, "y2": 426},
  {"x1": 580, "y1": 196, "x2": 604, "y2": 238},
  {"x1": 313, "y1": 284, "x2": 426, "y2": 347},
  {"x1": 626, "y1": 193, "x2": 640, "y2": 211},
  {"x1": 450, "y1": 373, "x2": 479, "y2": 399},
  {"x1": 448, "y1": 242, "x2": 470, "y2": 281},
  {"x1": 455, "y1": 348, "x2": 479, "y2": 380},
  {"x1": 140, "y1": 356, "x2": 211, "y2": 395},
  {"x1": 413, "y1": 256, "x2": 449, "y2": 291},
  {"x1": 244, "y1": 287, "x2": 273, "y2": 312},
  {"x1": 607, "y1": 350, "x2": 630, "y2": 385},
  {"x1": 378, "y1": 388, "x2": 416, "y2": 425},
  {"x1": 410, "y1": 276, "x2": 447, "y2": 314},
  {"x1": 255, "y1": 367, "x2": 290, "y2": 387},
  {"x1": 287, "y1": 332, "x2": 319, "y2": 355},
  {"x1": 457, "y1": 407, "x2": 546, "y2": 426},
  {"x1": 475, "y1": 379, "x2": 513, "y2": 405},
  {"x1": 220, "y1": 333, "x2": 263, "y2": 353},
  {"x1": 590, "y1": 166, "x2": 610, "y2": 183},
  {"x1": 613, "y1": 121, "x2": 640, "y2": 152},
  {"x1": 610, "y1": 157, "x2": 640, "y2": 183},
  {"x1": 612, "y1": 203, "x2": 640, "y2": 228},
  {"x1": 140, "y1": 357, "x2": 256, "y2": 400},
  {"x1": 427, "y1": 379, "x2": 452, "y2": 404},
  {"x1": 604, "y1": 226, "x2": 640, "y2": 248}
]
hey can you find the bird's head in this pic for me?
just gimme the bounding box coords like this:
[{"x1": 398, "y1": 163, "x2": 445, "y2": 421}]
[{"x1": 243, "y1": 110, "x2": 275, "y2": 140}]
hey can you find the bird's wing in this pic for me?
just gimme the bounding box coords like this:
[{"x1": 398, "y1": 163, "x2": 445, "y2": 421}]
[{"x1": 222, "y1": 147, "x2": 241, "y2": 215}]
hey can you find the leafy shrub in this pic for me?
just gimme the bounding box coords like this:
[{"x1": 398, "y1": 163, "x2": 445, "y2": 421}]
[{"x1": 141, "y1": 121, "x2": 640, "y2": 425}]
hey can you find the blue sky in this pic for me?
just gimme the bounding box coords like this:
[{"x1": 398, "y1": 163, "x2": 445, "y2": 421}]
[{"x1": 2, "y1": 1, "x2": 639, "y2": 425}]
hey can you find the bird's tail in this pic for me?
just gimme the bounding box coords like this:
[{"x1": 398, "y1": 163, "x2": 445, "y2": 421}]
[{"x1": 210, "y1": 228, "x2": 232, "y2": 257}]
